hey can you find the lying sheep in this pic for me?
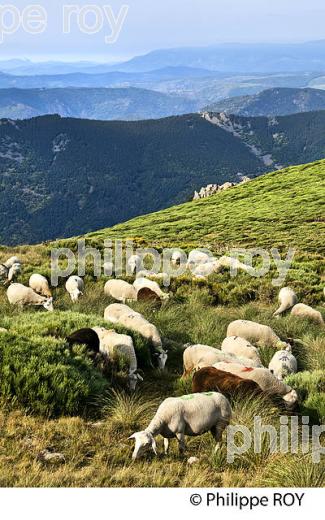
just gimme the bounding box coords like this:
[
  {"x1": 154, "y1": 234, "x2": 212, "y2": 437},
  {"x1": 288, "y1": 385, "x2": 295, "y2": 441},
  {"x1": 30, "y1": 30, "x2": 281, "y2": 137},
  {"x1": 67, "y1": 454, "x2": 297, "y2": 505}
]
[
  {"x1": 66, "y1": 328, "x2": 100, "y2": 357},
  {"x1": 127, "y1": 254, "x2": 142, "y2": 274},
  {"x1": 93, "y1": 327, "x2": 143, "y2": 391},
  {"x1": 273, "y1": 287, "x2": 297, "y2": 317},
  {"x1": 227, "y1": 320, "x2": 288, "y2": 349},
  {"x1": 29, "y1": 274, "x2": 52, "y2": 298},
  {"x1": 221, "y1": 336, "x2": 262, "y2": 366},
  {"x1": 65, "y1": 276, "x2": 84, "y2": 302},
  {"x1": 129, "y1": 392, "x2": 232, "y2": 459},
  {"x1": 104, "y1": 304, "x2": 168, "y2": 369},
  {"x1": 104, "y1": 279, "x2": 137, "y2": 303},
  {"x1": 7, "y1": 283, "x2": 53, "y2": 311},
  {"x1": 268, "y1": 346, "x2": 298, "y2": 380},
  {"x1": 182, "y1": 344, "x2": 260, "y2": 378},
  {"x1": 192, "y1": 367, "x2": 261, "y2": 398},
  {"x1": 291, "y1": 303, "x2": 324, "y2": 326},
  {"x1": 133, "y1": 277, "x2": 169, "y2": 301},
  {"x1": 214, "y1": 361, "x2": 298, "y2": 408}
]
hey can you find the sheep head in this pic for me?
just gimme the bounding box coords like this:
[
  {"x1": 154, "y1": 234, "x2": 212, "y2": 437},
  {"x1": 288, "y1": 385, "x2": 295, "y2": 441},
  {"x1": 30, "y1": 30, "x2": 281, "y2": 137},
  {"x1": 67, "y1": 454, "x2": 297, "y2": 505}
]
[{"x1": 128, "y1": 431, "x2": 157, "y2": 460}]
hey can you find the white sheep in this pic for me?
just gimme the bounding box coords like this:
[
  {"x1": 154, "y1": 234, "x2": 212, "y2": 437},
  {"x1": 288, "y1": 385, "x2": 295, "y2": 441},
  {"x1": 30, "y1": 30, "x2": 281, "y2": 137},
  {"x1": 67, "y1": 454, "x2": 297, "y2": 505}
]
[
  {"x1": 273, "y1": 287, "x2": 298, "y2": 317},
  {"x1": 291, "y1": 303, "x2": 324, "y2": 326},
  {"x1": 227, "y1": 320, "x2": 288, "y2": 349},
  {"x1": 221, "y1": 336, "x2": 263, "y2": 367},
  {"x1": 136, "y1": 271, "x2": 170, "y2": 285},
  {"x1": 104, "y1": 279, "x2": 137, "y2": 303},
  {"x1": 104, "y1": 304, "x2": 168, "y2": 369},
  {"x1": 214, "y1": 361, "x2": 298, "y2": 407},
  {"x1": 65, "y1": 276, "x2": 84, "y2": 302},
  {"x1": 3, "y1": 256, "x2": 21, "y2": 268},
  {"x1": 268, "y1": 346, "x2": 298, "y2": 380},
  {"x1": 103, "y1": 261, "x2": 114, "y2": 276},
  {"x1": 93, "y1": 327, "x2": 143, "y2": 391},
  {"x1": 29, "y1": 274, "x2": 52, "y2": 298},
  {"x1": 182, "y1": 344, "x2": 260, "y2": 378},
  {"x1": 187, "y1": 250, "x2": 212, "y2": 268},
  {"x1": 127, "y1": 254, "x2": 142, "y2": 274},
  {"x1": 171, "y1": 250, "x2": 184, "y2": 266},
  {"x1": 129, "y1": 392, "x2": 232, "y2": 459},
  {"x1": 133, "y1": 277, "x2": 169, "y2": 301},
  {"x1": 0, "y1": 262, "x2": 21, "y2": 285},
  {"x1": 216, "y1": 256, "x2": 250, "y2": 273},
  {"x1": 7, "y1": 283, "x2": 53, "y2": 311}
]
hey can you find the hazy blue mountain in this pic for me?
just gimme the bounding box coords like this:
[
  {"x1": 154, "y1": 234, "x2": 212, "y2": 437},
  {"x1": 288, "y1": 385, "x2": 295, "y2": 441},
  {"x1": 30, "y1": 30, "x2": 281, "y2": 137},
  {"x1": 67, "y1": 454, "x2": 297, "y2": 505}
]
[
  {"x1": 1, "y1": 111, "x2": 325, "y2": 245},
  {"x1": 111, "y1": 41, "x2": 325, "y2": 73},
  {"x1": 0, "y1": 87, "x2": 197, "y2": 120},
  {"x1": 204, "y1": 87, "x2": 325, "y2": 116}
]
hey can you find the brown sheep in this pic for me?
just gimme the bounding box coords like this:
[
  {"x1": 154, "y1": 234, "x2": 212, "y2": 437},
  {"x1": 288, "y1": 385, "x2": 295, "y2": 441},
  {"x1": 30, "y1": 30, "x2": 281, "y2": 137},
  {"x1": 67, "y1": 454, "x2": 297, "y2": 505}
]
[{"x1": 192, "y1": 366, "x2": 261, "y2": 399}]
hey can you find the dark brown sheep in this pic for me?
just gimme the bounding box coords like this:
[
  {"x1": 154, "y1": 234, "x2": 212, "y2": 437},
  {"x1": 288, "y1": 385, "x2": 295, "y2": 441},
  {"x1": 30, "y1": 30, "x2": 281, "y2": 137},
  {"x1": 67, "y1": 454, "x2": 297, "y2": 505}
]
[{"x1": 192, "y1": 366, "x2": 261, "y2": 398}]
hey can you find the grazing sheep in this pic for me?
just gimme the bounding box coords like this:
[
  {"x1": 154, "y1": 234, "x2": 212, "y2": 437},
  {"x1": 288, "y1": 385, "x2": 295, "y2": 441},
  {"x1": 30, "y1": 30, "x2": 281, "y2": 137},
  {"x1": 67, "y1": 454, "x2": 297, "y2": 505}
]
[
  {"x1": 103, "y1": 261, "x2": 114, "y2": 276},
  {"x1": 273, "y1": 287, "x2": 298, "y2": 317},
  {"x1": 136, "y1": 271, "x2": 170, "y2": 285},
  {"x1": 65, "y1": 276, "x2": 84, "y2": 302},
  {"x1": 3, "y1": 256, "x2": 21, "y2": 268},
  {"x1": 127, "y1": 254, "x2": 142, "y2": 274},
  {"x1": 216, "y1": 256, "x2": 250, "y2": 273},
  {"x1": 93, "y1": 327, "x2": 143, "y2": 391},
  {"x1": 291, "y1": 303, "x2": 324, "y2": 326},
  {"x1": 7, "y1": 283, "x2": 53, "y2": 311},
  {"x1": 192, "y1": 367, "x2": 261, "y2": 398},
  {"x1": 29, "y1": 274, "x2": 52, "y2": 298},
  {"x1": 182, "y1": 344, "x2": 260, "y2": 378},
  {"x1": 268, "y1": 346, "x2": 298, "y2": 380},
  {"x1": 221, "y1": 336, "x2": 263, "y2": 367},
  {"x1": 187, "y1": 250, "x2": 212, "y2": 268},
  {"x1": 191, "y1": 260, "x2": 220, "y2": 278},
  {"x1": 0, "y1": 262, "x2": 21, "y2": 285},
  {"x1": 133, "y1": 277, "x2": 169, "y2": 301},
  {"x1": 214, "y1": 361, "x2": 298, "y2": 408},
  {"x1": 66, "y1": 328, "x2": 100, "y2": 357},
  {"x1": 104, "y1": 304, "x2": 168, "y2": 369},
  {"x1": 171, "y1": 250, "x2": 184, "y2": 266},
  {"x1": 129, "y1": 392, "x2": 232, "y2": 459},
  {"x1": 227, "y1": 320, "x2": 288, "y2": 349},
  {"x1": 104, "y1": 279, "x2": 137, "y2": 303}
]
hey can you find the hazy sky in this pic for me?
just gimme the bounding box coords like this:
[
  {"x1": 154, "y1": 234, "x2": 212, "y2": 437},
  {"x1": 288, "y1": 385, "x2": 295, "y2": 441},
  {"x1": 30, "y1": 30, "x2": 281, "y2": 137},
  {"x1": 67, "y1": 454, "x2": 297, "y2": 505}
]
[{"x1": 1, "y1": 0, "x2": 325, "y2": 61}]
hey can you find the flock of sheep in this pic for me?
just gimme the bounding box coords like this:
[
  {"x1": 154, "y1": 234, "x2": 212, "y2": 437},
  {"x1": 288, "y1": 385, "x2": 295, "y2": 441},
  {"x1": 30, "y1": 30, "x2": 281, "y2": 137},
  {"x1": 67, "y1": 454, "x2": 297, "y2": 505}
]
[{"x1": 1, "y1": 252, "x2": 324, "y2": 460}]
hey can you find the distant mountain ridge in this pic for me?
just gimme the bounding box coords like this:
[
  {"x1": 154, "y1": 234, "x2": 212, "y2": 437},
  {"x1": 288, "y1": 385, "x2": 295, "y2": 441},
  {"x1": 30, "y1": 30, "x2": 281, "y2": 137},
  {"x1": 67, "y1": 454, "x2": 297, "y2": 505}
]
[
  {"x1": 204, "y1": 87, "x2": 325, "y2": 116},
  {"x1": 1, "y1": 111, "x2": 325, "y2": 245},
  {"x1": 0, "y1": 87, "x2": 197, "y2": 120}
]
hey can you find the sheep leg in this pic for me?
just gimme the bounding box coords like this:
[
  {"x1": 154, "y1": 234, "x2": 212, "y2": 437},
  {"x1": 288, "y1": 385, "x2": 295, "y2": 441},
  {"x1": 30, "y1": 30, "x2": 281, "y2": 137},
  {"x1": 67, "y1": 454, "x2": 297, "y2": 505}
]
[
  {"x1": 164, "y1": 438, "x2": 169, "y2": 455},
  {"x1": 176, "y1": 432, "x2": 186, "y2": 454},
  {"x1": 211, "y1": 425, "x2": 225, "y2": 453}
]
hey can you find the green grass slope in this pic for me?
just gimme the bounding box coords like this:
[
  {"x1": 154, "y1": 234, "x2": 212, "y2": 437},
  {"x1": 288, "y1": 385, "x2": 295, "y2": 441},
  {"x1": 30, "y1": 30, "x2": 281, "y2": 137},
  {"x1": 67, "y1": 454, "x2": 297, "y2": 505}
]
[{"x1": 87, "y1": 159, "x2": 325, "y2": 254}]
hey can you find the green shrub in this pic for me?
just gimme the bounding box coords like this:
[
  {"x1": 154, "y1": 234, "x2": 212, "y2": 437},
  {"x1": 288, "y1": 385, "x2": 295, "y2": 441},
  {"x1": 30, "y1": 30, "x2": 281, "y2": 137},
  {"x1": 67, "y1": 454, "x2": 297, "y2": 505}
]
[
  {"x1": 286, "y1": 371, "x2": 325, "y2": 422},
  {"x1": 0, "y1": 332, "x2": 108, "y2": 418}
]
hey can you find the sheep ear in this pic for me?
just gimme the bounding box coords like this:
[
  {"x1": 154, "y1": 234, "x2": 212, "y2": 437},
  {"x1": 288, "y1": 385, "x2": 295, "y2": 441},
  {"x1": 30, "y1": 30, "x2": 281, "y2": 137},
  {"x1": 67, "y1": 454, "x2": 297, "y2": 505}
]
[{"x1": 128, "y1": 433, "x2": 137, "y2": 440}]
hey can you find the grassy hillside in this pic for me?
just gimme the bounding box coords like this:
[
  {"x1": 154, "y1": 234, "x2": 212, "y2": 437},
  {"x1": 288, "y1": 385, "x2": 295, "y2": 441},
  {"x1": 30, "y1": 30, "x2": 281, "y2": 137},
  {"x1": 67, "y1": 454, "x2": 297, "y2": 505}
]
[
  {"x1": 0, "y1": 160, "x2": 324, "y2": 487},
  {"x1": 2, "y1": 112, "x2": 325, "y2": 246},
  {"x1": 87, "y1": 160, "x2": 325, "y2": 254}
]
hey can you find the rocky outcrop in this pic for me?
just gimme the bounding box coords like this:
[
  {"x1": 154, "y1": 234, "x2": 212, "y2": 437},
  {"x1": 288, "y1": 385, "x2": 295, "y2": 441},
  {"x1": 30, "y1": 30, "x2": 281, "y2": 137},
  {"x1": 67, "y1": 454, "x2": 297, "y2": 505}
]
[{"x1": 193, "y1": 176, "x2": 251, "y2": 200}]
